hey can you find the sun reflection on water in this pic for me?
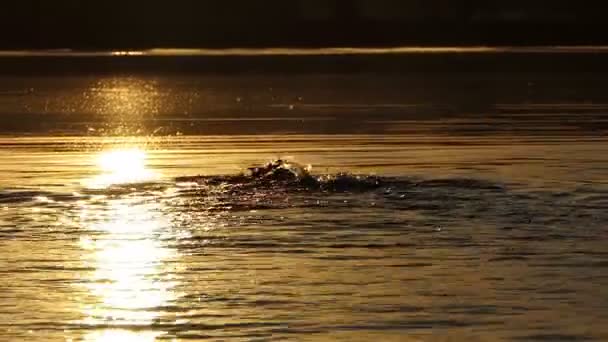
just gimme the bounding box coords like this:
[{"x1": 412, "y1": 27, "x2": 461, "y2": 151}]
[
  {"x1": 78, "y1": 197, "x2": 178, "y2": 341},
  {"x1": 87, "y1": 77, "x2": 161, "y2": 118},
  {"x1": 83, "y1": 330, "x2": 161, "y2": 342},
  {"x1": 86, "y1": 148, "x2": 156, "y2": 188}
]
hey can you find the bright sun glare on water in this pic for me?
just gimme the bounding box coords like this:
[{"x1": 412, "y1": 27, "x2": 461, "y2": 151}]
[
  {"x1": 87, "y1": 148, "x2": 156, "y2": 188},
  {"x1": 78, "y1": 187, "x2": 177, "y2": 341}
]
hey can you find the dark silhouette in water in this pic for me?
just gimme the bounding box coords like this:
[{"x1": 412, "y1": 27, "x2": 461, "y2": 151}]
[
  {"x1": 175, "y1": 159, "x2": 385, "y2": 192},
  {"x1": 247, "y1": 159, "x2": 299, "y2": 180},
  {"x1": 174, "y1": 159, "x2": 506, "y2": 194}
]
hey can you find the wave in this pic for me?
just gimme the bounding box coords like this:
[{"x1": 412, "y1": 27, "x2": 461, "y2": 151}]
[
  {"x1": 175, "y1": 159, "x2": 386, "y2": 193},
  {"x1": 2, "y1": 159, "x2": 606, "y2": 231},
  {"x1": 1, "y1": 160, "x2": 503, "y2": 204},
  {"x1": 0, "y1": 189, "x2": 84, "y2": 204}
]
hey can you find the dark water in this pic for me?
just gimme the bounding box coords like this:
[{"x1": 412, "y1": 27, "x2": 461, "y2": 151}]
[{"x1": 1, "y1": 61, "x2": 608, "y2": 341}]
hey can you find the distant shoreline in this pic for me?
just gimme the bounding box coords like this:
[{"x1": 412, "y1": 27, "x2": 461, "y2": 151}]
[
  {"x1": 2, "y1": 46, "x2": 608, "y2": 57},
  {"x1": 1, "y1": 49, "x2": 608, "y2": 75}
]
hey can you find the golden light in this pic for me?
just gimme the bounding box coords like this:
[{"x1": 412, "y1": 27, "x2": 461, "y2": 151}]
[
  {"x1": 79, "y1": 201, "x2": 177, "y2": 342},
  {"x1": 83, "y1": 330, "x2": 161, "y2": 342},
  {"x1": 86, "y1": 77, "x2": 161, "y2": 118},
  {"x1": 86, "y1": 148, "x2": 156, "y2": 188},
  {"x1": 98, "y1": 148, "x2": 146, "y2": 174}
]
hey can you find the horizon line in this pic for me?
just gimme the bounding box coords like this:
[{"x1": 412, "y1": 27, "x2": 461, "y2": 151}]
[{"x1": 2, "y1": 46, "x2": 608, "y2": 57}]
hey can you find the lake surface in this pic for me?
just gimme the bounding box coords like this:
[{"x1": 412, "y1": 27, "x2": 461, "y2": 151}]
[{"x1": 1, "y1": 65, "x2": 608, "y2": 341}]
